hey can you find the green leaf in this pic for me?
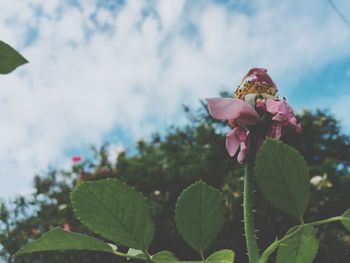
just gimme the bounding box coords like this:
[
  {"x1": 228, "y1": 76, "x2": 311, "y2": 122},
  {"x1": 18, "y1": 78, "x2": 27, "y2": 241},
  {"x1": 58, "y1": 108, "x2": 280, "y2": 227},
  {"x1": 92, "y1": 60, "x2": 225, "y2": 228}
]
[
  {"x1": 14, "y1": 227, "x2": 113, "y2": 257},
  {"x1": 0, "y1": 40, "x2": 28, "y2": 74},
  {"x1": 341, "y1": 209, "x2": 350, "y2": 231},
  {"x1": 71, "y1": 179, "x2": 154, "y2": 250},
  {"x1": 175, "y1": 180, "x2": 225, "y2": 254},
  {"x1": 206, "y1": 249, "x2": 235, "y2": 263},
  {"x1": 255, "y1": 139, "x2": 310, "y2": 217},
  {"x1": 276, "y1": 226, "x2": 318, "y2": 263},
  {"x1": 152, "y1": 251, "x2": 178, "y2": 262}
]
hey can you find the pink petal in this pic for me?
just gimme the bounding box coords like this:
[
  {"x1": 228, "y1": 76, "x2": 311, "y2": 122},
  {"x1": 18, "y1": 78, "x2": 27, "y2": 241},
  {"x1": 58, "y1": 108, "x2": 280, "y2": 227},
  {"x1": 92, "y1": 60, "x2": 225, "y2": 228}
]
[
  {"x1": 242, "y1": 68, "x2": 276, "y2": 88},
  {"x1": 272, "y1": 113, "x2": 287, "y2": 122},
  {"x1": 237, "y1": 141, "x2": 248, "y2": 163},
  {"x1": 266, "y1": 99, "x2": 293, "y2": 117},
  {"x1": 266, "y1": 99, "x2": 281, "y2": 114},
  {"x1": 269, "y1": 125, "x2": 282, "y2": 139},
  {"x1": 256, "y1": 98, "x2": 266, "y2": 111},
  {"x1": 225, "y1": 128, "x2": 241, "y2": 157},
  {"x1": 237, "y1": 128, "x2": 248, "y2": 142},
  {"x1": 288, "y1": 117, "x2": 303, "y2": 133},
  {"x1": 206, "y1": 97, "x2": 260, "y2": 125}
]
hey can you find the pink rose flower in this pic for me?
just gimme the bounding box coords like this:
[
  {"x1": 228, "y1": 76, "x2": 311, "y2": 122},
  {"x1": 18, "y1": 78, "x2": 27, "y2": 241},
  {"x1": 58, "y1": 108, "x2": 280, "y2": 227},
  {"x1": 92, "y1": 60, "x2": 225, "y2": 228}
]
[{"x1": 206, "y1": 68, "x2": 302, "y2": 163}]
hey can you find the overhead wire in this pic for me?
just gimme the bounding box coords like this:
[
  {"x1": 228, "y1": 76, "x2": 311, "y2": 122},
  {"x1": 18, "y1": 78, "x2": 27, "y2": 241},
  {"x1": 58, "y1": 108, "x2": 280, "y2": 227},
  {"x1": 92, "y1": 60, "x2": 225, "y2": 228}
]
[{"x1": 326, "y1": 0, "x2": 350, "y2": 28}]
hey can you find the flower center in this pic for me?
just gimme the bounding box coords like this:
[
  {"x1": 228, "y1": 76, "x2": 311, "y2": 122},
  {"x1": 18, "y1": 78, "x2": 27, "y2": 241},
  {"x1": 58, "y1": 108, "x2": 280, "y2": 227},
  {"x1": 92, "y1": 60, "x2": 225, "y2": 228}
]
[{"x1": 234, "y1": 80, "x2": 278, "y2": 99}]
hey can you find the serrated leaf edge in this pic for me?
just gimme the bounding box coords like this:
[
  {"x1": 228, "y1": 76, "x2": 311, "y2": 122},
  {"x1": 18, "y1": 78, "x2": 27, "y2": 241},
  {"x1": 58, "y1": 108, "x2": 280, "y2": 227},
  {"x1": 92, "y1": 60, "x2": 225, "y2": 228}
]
[
  {"x1": 14, "y1": 227, "x2": 113, "y2": 257},
  {"x1": 206, "y1": 249, "x2": 235, "y2": 263},
  {"x1": 255, "y1": 138, "x2": 310, "y2": 217},
  {"x1": 70, "y1": 178, "x2": 155, "y2": 250},
  {"x1": 175, "y1": 180, "x2": 225, "y2": 253}
]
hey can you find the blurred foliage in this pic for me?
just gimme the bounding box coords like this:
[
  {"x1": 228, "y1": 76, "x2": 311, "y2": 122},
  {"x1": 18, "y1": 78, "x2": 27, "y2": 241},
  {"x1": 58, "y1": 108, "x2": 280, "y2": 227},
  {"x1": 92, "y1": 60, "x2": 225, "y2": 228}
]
[{"x1": 1, "y1": 102, "x2": 350, "y2": 263}]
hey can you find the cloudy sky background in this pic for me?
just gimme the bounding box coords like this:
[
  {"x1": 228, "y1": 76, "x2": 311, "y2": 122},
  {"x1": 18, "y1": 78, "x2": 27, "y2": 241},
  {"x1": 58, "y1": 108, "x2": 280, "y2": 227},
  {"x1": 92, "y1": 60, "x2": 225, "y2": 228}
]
[{"x1": 0, "y1": 0, "x2": 350, "y2": 197}]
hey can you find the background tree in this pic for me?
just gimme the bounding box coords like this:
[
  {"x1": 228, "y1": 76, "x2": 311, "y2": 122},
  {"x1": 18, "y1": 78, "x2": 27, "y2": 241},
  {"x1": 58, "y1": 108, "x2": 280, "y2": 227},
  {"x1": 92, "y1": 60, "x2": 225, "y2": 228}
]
[{"x1": 1, "y1": 102, "x2": 349, "y2": 263}]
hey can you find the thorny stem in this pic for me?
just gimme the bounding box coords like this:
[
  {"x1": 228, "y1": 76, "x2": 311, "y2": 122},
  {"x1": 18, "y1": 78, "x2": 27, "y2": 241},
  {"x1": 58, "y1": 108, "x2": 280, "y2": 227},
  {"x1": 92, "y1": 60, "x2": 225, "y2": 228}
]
[
  {"x1": 243, "y1": 135, "x2": 260, "y2": 263},
  {"x1": 305, "y1": 216, "x2": 343, "y2": 227}
]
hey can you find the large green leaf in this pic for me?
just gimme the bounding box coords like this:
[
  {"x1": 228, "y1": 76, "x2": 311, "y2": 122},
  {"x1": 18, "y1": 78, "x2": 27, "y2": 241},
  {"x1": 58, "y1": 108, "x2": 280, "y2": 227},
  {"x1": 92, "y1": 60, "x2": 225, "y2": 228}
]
[
  {"x1": 206, "y1": 249, "x2": 235, "y2": 263},
  {"x1": 0, "y1": 40, "x2": 28, "y2": 74},
  {"x1": 14, "y1": 227, "x2": 113, "y2": 257},
  {"x1": 152, "y1": 251, "x2": 178, "y2": 262},
  {"x1": 71, "y1": 179, "x2": 154, "y2": 250},
  {"x1": 175, "y1": 180, "x2": 225, "y2": 254},
  {"x1": 255, "y1": 139, "x2": 310, "y2": 217},
  {"x1": 341, "y1": 209, "x2": 350, "y2": 231},
  {"x1": 276, "y1": 226, "x2": 318, "y2": 263}
]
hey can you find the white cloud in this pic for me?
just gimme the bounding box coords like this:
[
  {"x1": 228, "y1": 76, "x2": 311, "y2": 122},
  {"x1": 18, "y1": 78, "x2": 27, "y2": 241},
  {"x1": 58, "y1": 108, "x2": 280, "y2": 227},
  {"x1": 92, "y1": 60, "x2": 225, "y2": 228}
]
[
  {"x1": 0, "y1": 0, "x2": 350, "y2": 197},
  {"x1": 107, "y1": 144, "x2": 126, "y2": 165}
]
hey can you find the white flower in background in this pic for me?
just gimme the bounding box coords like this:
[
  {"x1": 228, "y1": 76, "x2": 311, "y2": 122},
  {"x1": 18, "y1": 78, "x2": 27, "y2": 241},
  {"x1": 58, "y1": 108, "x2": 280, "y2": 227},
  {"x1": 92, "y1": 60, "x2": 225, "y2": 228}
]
[
  {"x1": 310, "y1": 175, "x2": 323, "y2": 186},
  {"x1": 310, "y1": 174, "x2": 332, "y2": 189}
]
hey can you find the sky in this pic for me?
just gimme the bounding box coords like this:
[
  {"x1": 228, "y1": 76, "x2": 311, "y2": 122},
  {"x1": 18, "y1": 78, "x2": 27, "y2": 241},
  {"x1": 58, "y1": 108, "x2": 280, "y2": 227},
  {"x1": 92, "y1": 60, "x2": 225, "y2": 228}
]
[{"x1": 0, "y1": 0, "x2": 350, "y2": 198}]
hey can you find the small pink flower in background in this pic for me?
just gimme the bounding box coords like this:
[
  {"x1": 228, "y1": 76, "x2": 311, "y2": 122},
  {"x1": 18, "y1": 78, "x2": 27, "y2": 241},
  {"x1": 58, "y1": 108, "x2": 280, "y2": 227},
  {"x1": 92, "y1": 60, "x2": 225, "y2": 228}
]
[
  {"x1": 266, "y1": 99, "x2": 302, "y2": 139},
  {"x1": 72, "y1": 156, "x2": 83, "y2": 164},
  {"x1": 63, "y1": 223, "x2": 71, "y2": 232}
]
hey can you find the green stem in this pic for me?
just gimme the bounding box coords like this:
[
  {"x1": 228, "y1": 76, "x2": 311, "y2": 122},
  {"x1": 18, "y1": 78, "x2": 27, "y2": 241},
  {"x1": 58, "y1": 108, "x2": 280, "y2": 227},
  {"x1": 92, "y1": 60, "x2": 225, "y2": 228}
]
[
  {"x1": 259, "y1": 215, "x2": 345, "y2": 263},
  {"x1": 243, "y1": 135, "x2": 260, "y2": 263},
  {"x1": 259, "y1": 225, "x2": 303, "y2": 263},
  {"x1": 143, "y1": 250, "x2": 154, "y2": 263},
  {"x1": 200, "y1": 251, "x2": 206, "y2": 263},
  {"x1": 305, "y1": 216, "x2": 342, "y2": 227},
  {"x1": 200, "y1": 251, "x2": 206, "y2": 262}
]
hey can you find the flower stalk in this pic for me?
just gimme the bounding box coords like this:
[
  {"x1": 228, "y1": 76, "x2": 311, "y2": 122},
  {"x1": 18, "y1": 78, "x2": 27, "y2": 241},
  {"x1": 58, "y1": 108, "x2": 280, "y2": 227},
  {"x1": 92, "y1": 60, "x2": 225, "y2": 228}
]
[
  {"x1": 206, "y1": 67, "x2": 302, "y2": 262},
  {"x1": 243, "y1": 135, "x2": 260, "y2": 263}
]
